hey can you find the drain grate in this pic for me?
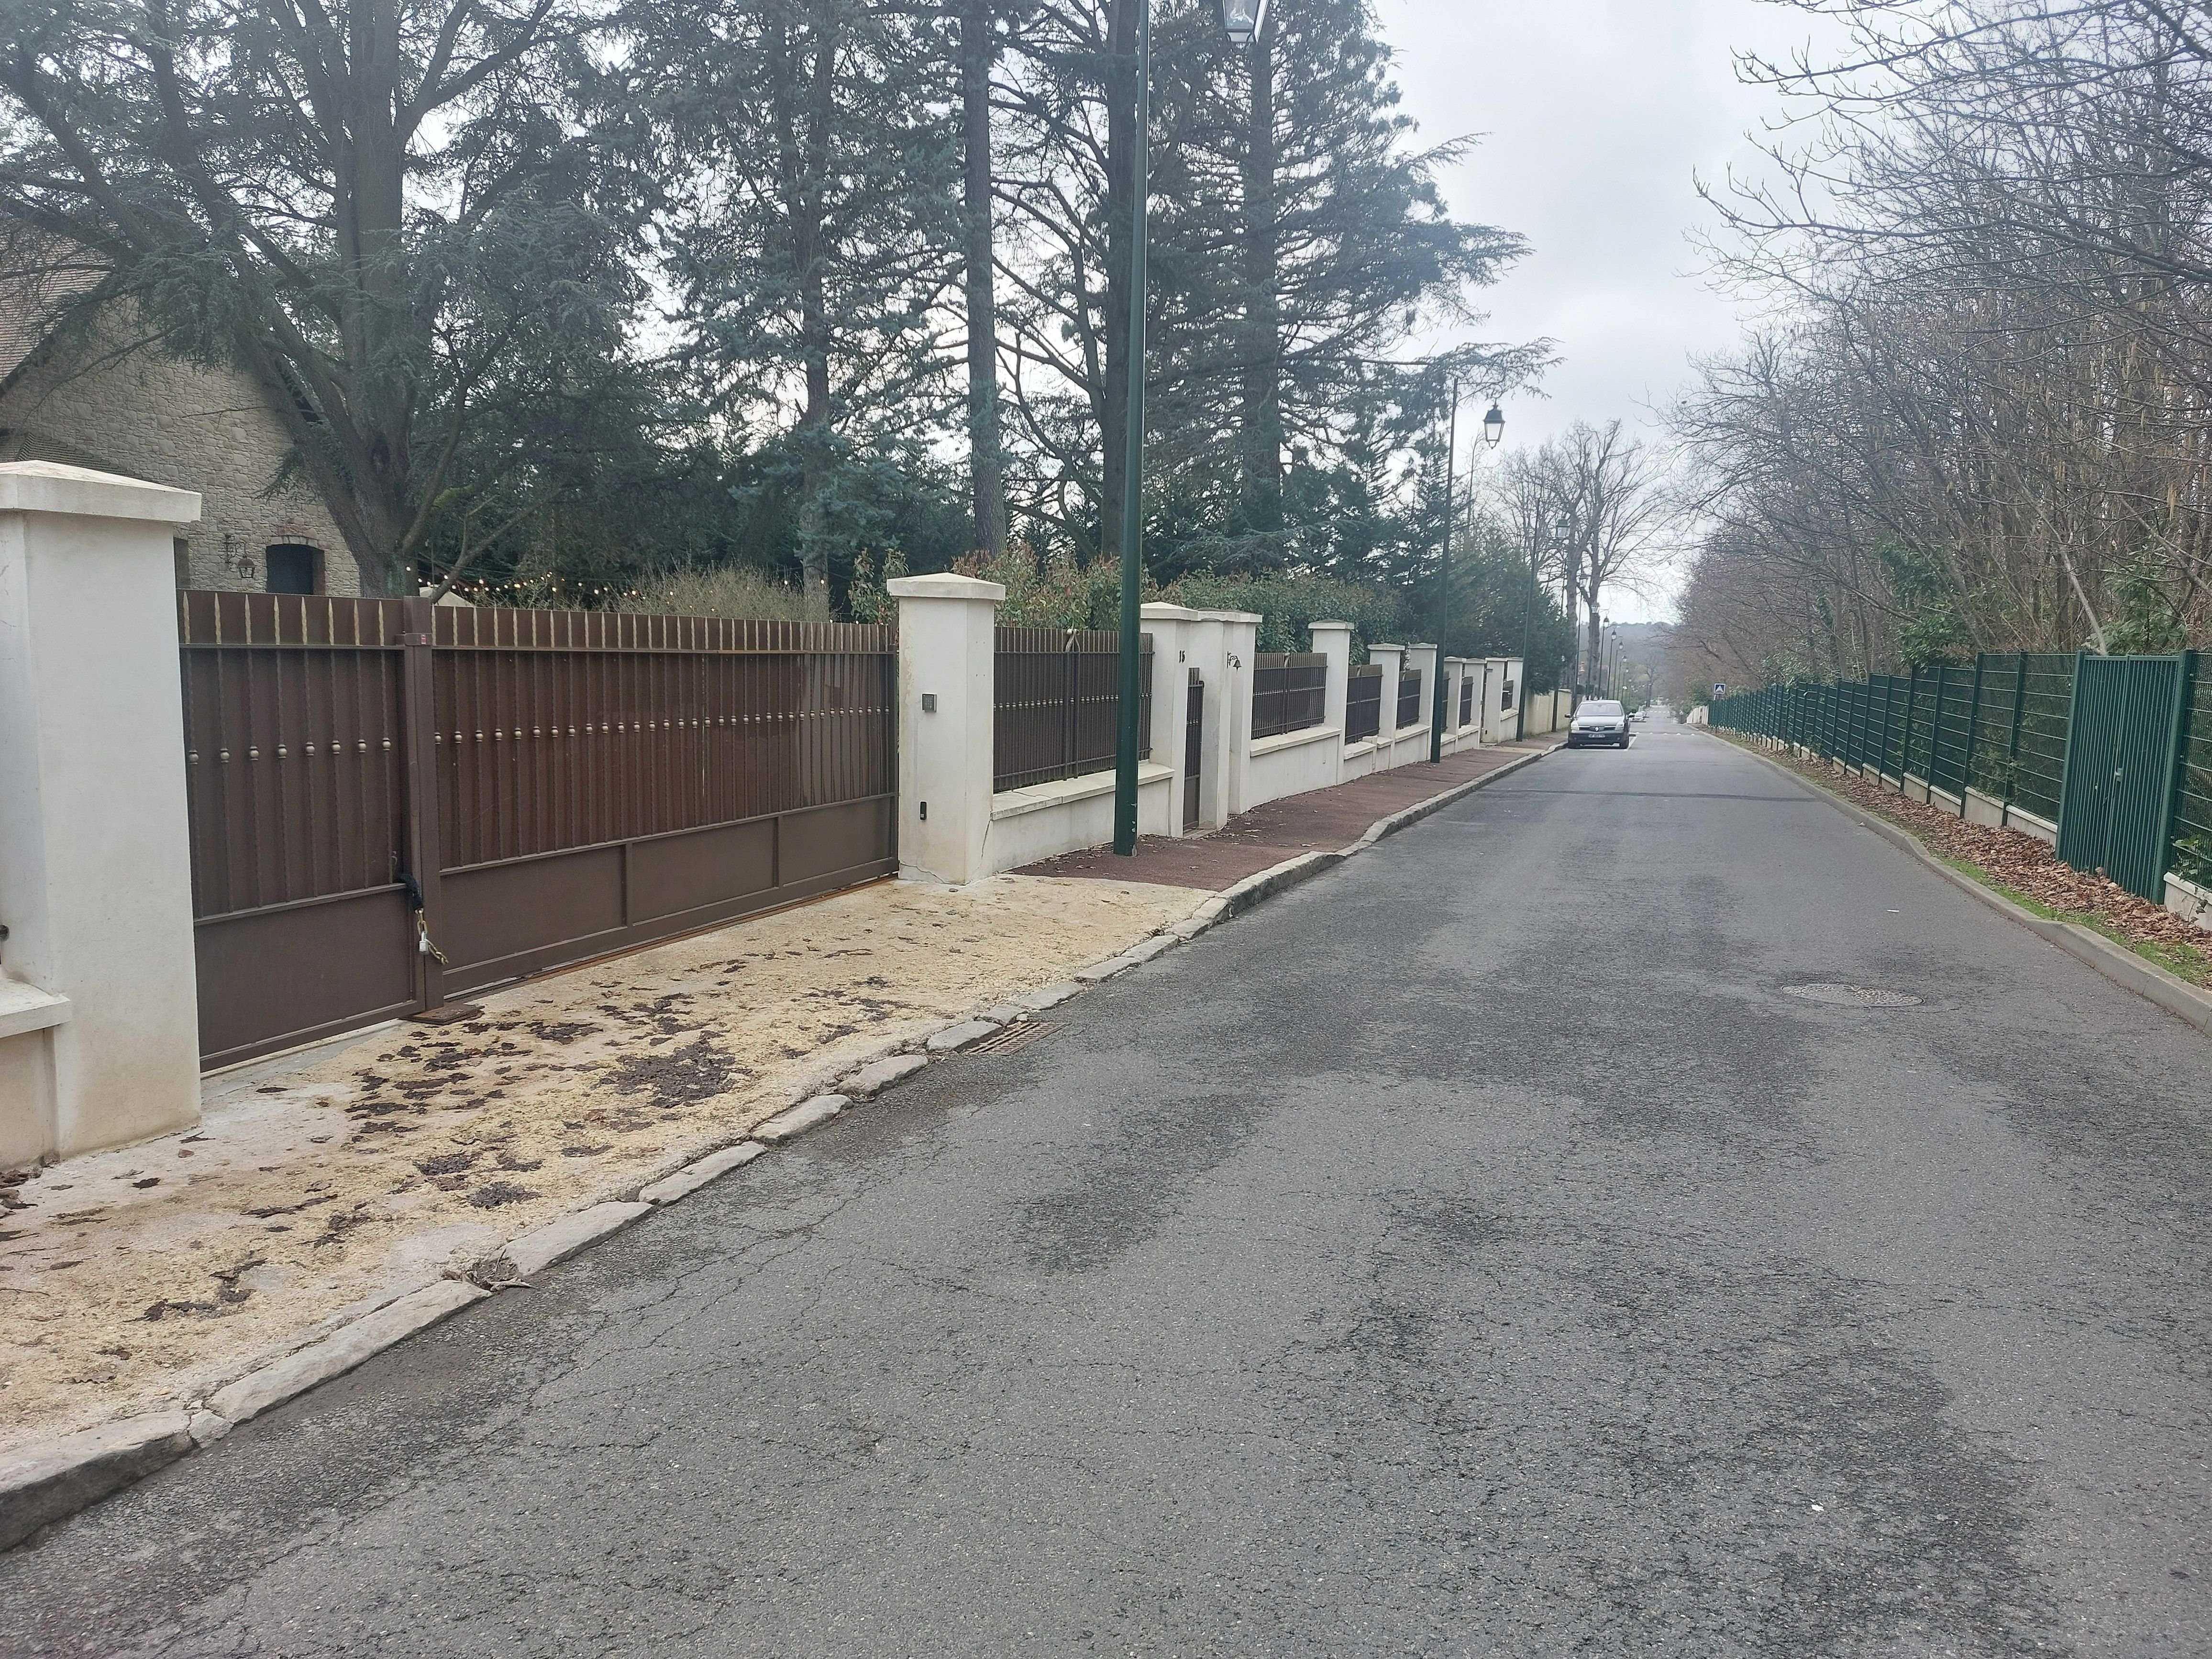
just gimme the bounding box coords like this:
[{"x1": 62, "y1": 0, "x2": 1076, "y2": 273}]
[
  {"x1": 961, "y1": 1019, "x2": 1064, "y2": 1056},
  {"x1": 1784, "y1": 983, "x2": 1924, "y2": 1008}
]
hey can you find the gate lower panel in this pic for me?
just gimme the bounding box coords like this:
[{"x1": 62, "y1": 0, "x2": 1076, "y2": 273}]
[
  {"x1": 195, "y1": 887, "x2": 422, "y2": 1070},
  {"x1": 436, "y1": 795, "x2": 897, "y2": 995}
]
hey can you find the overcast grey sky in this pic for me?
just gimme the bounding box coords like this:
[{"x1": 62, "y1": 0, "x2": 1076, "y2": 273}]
[{"x1": 1380, "y1": 0, "x2": 1836, "y2": 619}]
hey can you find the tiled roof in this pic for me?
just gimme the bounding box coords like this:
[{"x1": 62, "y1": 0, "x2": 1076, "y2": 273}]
[{"x1": 0, "y1": 223, "x2": 102, "y2": 386}]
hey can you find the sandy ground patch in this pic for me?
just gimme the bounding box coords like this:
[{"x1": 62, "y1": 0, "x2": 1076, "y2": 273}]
[{"x1": 0, "y1": 873, "x2": 1204, "y2": 1452}]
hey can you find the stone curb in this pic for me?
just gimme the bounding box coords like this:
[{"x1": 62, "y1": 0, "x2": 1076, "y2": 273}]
[
  {"x1": 638, "y1": 1140, "x2": 765, "y2": 1205},
  {"x1": 204, "y1": 1280, "x2": 489, "y2": 1429},
  {"x1": 1716, "y1": 733, "x2": 2212, "y2": 1036},
  {"x1": 927, "y1": 1018, "x2": 1002, "y2": 1053},
  {"x1": 491, "y1": 1202, "x2": 653, "y2": 1283},
  {"x1": 1209, "y1": 743, "x2": 1560, "y2": 921},
  {"x1": 0, "y1": 1412, "x2": 194, "y2": 1552},
  {"x1": 2, "y1": 749, "x2": 1561, "y2": 1551},
  {"x1": 755, "y1": 1094, "x2": 847, "y2": 1142}
]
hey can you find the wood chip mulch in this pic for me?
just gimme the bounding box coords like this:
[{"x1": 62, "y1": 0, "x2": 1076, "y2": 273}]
[{"x1": 1757, "y1": 745, "x2": 2208, "y2": 951}]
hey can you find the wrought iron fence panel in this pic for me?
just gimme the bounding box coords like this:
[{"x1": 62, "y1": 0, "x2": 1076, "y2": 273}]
[
  {"x1": 992, "y1": 628, "x2": 1152, "y2": 792},
  {"x1": 1250, "y1": 653, "x2": 1328, "y2": 740},
  {"x1": 1396, "y1": 669, "x2": 1424, "y2": 732},
  {"x1": 1346, "y1": 665, "x2": 1382, "y2": 743}
]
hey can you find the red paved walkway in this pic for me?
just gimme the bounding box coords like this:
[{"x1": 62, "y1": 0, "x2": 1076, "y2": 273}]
[{"x1": 1015, "y1": 738, "x2": 1561, "y2": 891}]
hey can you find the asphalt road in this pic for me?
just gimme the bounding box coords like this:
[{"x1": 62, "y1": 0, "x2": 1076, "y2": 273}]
[{"x1": 8, "y1": 724, "x2": 2211, "y2": 1657}]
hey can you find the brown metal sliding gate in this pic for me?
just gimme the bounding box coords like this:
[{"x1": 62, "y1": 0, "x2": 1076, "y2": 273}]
[{"x1": 181, "y1": 593, "x2": 897, "y2": 1069}]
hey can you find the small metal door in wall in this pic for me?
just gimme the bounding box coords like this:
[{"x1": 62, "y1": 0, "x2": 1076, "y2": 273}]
[
  {"x1": 1184, "y1": 669, "x2": 1204, "y2": 830},
  {"x1": 2055, "y1": 653, "x2": 2192, "y2": 901}
]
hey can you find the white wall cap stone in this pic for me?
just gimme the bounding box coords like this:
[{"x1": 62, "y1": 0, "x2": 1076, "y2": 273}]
[
  {"x1": 1370, "y1": 642, "x2": 1404, "y2": 653},
  {"x1": 1139, "y1": 602, "x2": 1207, "y2": 620},
  {"x1": 886, "y1": 573, "x2": 1006, "y2": 601},
  {"x1": 0, "y1": 459, "x2": 201, "y2": 525},
  {"x1": 1188, "y1": 608, "x2": 1262, "y2": 624},
  {"x1": 1308, "y1": 619, "x2": 1354, "y2": 631},
  {"x1": 0, "y1": 974, "x2": 71, "y2": 1040},
  {"x1": 990, "y1": 761, "x2": 1173, "y2": 820},
  {"x1": 1249, "y1": 724, "x2": 1341, "y2": 760}
]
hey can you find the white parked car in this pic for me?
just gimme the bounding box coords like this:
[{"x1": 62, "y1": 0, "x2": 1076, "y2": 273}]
[{"x1": 1567, "y1": 699, "x2": 1630, "y2": 748}]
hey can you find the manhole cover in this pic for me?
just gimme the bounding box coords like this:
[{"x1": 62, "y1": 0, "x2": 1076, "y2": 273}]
[
  {"x1": 961, "y1": 1019, "x2": 1064, "y2": 1056},
  {"x1": 1783, "y1": 983, "x2": 1924, "y2": 1008}
]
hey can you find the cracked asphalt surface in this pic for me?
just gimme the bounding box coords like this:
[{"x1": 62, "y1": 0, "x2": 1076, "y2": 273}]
[{"x1": 6, "y1": 724, "x2": 2211, "y2": 1656}]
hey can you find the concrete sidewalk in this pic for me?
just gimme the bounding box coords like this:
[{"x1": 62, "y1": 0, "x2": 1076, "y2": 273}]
[
  {"x1": 0, "y1": 874, "x2": 1207, "y2": 1458},
  {"x1": 1018, "y1": 737, "x2": 1562, "y2": 889}
]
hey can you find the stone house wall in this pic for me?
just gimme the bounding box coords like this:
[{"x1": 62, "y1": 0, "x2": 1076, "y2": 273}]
[{"x1": 0, "y1": 310, "x2": 357, "y2": 595}]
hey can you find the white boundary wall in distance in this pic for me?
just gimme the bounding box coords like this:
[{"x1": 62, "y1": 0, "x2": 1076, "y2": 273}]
[{"x1": 892, "y1": 575, "x2": 1538, "y2": 884}]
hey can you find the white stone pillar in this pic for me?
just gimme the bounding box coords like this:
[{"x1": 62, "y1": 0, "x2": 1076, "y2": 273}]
[
  {"x1": 1370, "y1": 643, "x2": 1405, "y2": 749},
  {"x1": 0, "y1": 462, "x2": 204, "y2": 1161},
  {"x1": 1140, "y1": 603, "x2": 1203, "y2": 837},
  {"x1": 1208, "y1": 611, "x2": 1261, "y2": 818},
  {"x1": 1498, "y1": 656, "x2": 1525, "y2": 740},
  {"x1": 888, "y1": 573, "x2": 1004, "y2": 885},
  {"x1": 1310, "y1": 620, "x2": 1351, "y2": 736},
  {"x1": 1406, "y1": 643, "x2": 1438, "y2": 756}
]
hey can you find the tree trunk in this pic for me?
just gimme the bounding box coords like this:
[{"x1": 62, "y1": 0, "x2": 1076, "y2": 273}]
[
  {"x1": 1237, "y1": 18, "x2": 1282, "y2": 552},
  {"x1": 1100, "y1": 0, "x2": 1139, "y2": 570},
  {"x1": 961, "y1": 0, "x2": 1008, "y2": 561},
  {"x1": 771, "y1": 0, "x2": 837, "y2": 596},
  {"x1": 334, "y1": 0, "x2": 416, "y2": 595}
]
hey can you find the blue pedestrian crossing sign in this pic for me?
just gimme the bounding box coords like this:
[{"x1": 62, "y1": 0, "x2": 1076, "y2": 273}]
[{"x1": 1713, "y1": 682, "x2": 1726, "y2": 697}]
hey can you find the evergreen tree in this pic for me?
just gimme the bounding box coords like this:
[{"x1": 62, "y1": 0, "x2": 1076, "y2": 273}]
[{"x1": 635, "y1": 0, "x2": 964, "y2": 595}]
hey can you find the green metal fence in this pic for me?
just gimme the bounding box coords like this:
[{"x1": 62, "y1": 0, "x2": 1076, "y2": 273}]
[
  {"x1": 1711, "y1": 649, "x2": 2201, "y2": 903},
  {"x1": 2173, "y1": 664, "x2": 2212, "y2": 889}
]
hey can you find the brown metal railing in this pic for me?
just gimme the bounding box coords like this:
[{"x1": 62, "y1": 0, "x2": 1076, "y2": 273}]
[
  {"x1": 428, "y1": 609, "x2": 892, "y2": 870},
  {"x1": 1459, "y1": 674, "x2": 1475, "y2": 728},
  {"x1": 1346, "y1": 664, "x2": 1382, "y2": 743},
  {"x1": 178, "y1": 591, "x2": 415, "y2": 919},
  {"x1": 1397, "y1": 668, "x2": 1424, "y2": 732},
  {"x1": 1250, "y1": 653, "x2": 1327, "y2": 739},
  {"x1": 993, "y1": 627, "x2": 1152, "y2": 792},
  {"x1": 179, "y1": 592, "x2": 897, "y2": 1069}
]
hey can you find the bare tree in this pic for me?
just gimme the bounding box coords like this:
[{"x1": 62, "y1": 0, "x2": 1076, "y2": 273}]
[
  {"x1": 1499, "y1": 421, "x2": 1673, "y2": 691},
  {"x1": 1679, "y1": 0, "x2": 2212, "y2": 668}
]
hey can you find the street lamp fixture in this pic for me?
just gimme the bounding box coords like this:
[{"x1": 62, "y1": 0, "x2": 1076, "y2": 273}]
[
  {"x1": 1219, "y1": 0, "x2": 1268, "y2": 46},
  {"x1": 1482, "y1": 402, "x2": 1504, "y2": 449}
]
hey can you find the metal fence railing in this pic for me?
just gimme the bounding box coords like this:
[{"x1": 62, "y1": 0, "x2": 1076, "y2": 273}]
[
  {"x1": 1706, "y1": 648, "x2": 2206, "y2": 902},
  {"x1": 1250, "y1": 653, "x2": 1327, "y2": 740},
  {"x1": 1396, "y1": 669, "x2": 1424, "y2": 732},
  {"x1": 992, "y1": 627, "x2": 1153, "y2": 793},
  {"x1": 2178, "y1": 667, "x2": 2212, "y2": 887},
  {"x1": 1459, "y1": 674, "x2": 1475, "y2": 727},
  {"x1": 178, "y1": 592, "x2": 899, "y2": 1068},
  {"x1": 1346, "y1": 665, "x2": 1382, "y2": 744}
]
